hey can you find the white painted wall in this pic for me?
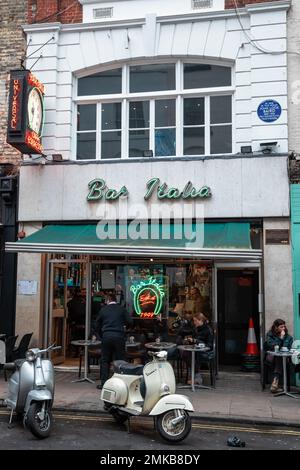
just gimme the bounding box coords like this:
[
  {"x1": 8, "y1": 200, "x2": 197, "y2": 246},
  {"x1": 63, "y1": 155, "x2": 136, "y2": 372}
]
[
  {"x1": 18, "y1": 156, "x2": 290, "y2": 222},
  {"x1": 80, "y1": 0, "x2": 225, "y2": 23},
  {"x1": 23, "y1": 1, "x2": 289, "y2": 161},
  {"x1": 263, "y1": 219, "x2": 294, "y2": 335},
  {"x1": 288, "y1": 0, "x2": 300, "y2": 153},
  {"x1": 15, "y1": 224, "x2": 43, "y2": 346}
]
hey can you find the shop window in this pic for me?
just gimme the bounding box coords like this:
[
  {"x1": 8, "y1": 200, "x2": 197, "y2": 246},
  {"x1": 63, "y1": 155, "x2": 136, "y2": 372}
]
[
  {"x1": 75, "y1": 60, "x2": 233, "y2": 159},
  {"x1": 76, "y1": 104, "x2": 96, "y2": 160},
  {"x1": 155, "y1": 99, "x2": 176, "y2": 157},
  {"x1": 129, "y1": 101, "x2": 150, "y2": 158},
  {"x1": 130, "y1": 64, "x2": 176, "y2": 93},
  {"x1": 101, "y1": 103, "x2": 122, "y2": 159},
  {"x1": 78, "y1": 68, "x2": 122, "y2": 96},
  {"x1": 184, "y1": 63, "x2": 231, "y2": 89},
  {"x1": 210, "y1": 96, "x2": 232, "y2": 154},
  {"x1": 184, "y1": 98, "x2": 205, "y2": 155}
]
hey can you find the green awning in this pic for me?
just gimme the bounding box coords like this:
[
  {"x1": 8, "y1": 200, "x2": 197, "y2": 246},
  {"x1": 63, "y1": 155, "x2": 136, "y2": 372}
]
[
  {"x1": 13, "y1": 222, "x2": 250, "y2": 248},
  {"x1": 5, "y1": 222, "x2": 262, "y2": 260}
]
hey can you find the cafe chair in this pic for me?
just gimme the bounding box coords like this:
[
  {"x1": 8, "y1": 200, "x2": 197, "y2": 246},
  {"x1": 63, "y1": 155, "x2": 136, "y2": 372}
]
[
  {"x1": 11, "y1": 332, "x2": 33, "y2": 361},
  {"x1": 126, "y1": 334, "x2": 146, "y2": 364},
  {"x1": 4, "y1": 335, "x2": 19, "y2": 363},
  {"x1": 78, "y1": 343, "x2": 102, "y2": 378}
]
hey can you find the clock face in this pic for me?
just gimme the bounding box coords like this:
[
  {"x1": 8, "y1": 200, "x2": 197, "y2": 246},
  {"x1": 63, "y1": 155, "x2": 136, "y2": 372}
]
[{"x1": 27, "y1": 87, "x2": 43, "y2": 135}]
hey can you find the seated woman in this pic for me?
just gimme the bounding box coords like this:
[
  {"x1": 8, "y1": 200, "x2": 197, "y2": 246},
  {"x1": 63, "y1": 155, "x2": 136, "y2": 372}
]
[
  {"x1": 265, "y1": 318, "x2": 293, "y2": 393},
  {"x1": 177, "y1": 312, "x2": 213, "y2": 384}
]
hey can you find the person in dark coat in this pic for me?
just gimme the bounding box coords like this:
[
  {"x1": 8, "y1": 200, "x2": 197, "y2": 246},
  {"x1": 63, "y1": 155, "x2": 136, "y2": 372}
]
[
  {"x1": 177, "y1": 312, "x2": 213, "y2": 384},
  {"x1": 67, "y1": 289, "x2": 86, "y2": 341},
  {"x1": 96, "y1": 293, "x2": 133, "y2": 389},
  {"x1": 265, "y1": 318, "x2": 293, "y2": 393}
]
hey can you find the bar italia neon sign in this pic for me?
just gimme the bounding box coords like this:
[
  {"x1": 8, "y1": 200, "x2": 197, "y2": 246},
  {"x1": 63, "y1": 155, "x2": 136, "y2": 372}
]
[
  {"x1": 130, "y1": 277, "x2": 165, "y2": 319},
  {"x1": 87, "y1": 178, "x2": 212, "y2": 202}
]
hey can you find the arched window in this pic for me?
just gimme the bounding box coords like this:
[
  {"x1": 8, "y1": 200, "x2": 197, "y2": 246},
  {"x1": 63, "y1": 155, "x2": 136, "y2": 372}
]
[{"x1": 75, "y1": 61, "x2": 233, "y2": 160}]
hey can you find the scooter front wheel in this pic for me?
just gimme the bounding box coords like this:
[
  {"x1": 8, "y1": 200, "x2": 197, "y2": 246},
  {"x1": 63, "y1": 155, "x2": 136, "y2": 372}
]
[
  {"x1": 155, "y1": 409, "x2": 191, "y2": 443},
  {"x1": 26, "y1": 402, "x2": 52, "y2": 439}
]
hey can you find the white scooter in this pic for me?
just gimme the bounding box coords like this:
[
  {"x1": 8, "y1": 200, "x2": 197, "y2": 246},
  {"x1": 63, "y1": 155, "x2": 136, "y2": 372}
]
[
  {"x1": 101, "y1": 350, "x2": 194, "y2": 443},
  {"x1": 4, "y1": 344, "x2": 61, "y2": 439}
]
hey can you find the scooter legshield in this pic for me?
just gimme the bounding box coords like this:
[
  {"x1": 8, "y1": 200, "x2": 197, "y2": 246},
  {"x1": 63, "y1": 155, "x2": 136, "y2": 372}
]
[
  {"x1": 101, "y1": 376, "x2": 128, "y2": 405},
  {"x1": 149, "y1": 394, "x2": 194, "y2": 415}
]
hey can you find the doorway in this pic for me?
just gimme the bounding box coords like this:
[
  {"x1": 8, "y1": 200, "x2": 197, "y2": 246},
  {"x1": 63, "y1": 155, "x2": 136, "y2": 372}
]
[
  {"x1": 47, "y1": 260, "x2": 90, "y2": 365},
  {"x1": 217, "y1": 269, "x2": 259, "y2": 366}
]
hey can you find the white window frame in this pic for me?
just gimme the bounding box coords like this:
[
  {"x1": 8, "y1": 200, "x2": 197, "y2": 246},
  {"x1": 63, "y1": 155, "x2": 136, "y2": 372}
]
[{"x1": 74, "y1": 60, "x2": 235, "y2": 161}]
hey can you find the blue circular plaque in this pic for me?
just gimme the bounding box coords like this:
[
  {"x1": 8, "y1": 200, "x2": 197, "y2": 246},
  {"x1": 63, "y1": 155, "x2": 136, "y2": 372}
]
[{"x1": 257, "y1": 100, "x2": 282, "y2": 123}]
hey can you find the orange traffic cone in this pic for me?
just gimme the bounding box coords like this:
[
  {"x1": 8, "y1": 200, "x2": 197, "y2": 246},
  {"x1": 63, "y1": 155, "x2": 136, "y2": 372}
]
[{"x1": 244, "y1": 318, "x2": 259, "y2": 355}]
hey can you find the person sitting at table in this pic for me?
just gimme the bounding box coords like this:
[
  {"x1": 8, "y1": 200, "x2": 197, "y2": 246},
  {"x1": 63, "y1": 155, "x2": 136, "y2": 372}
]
[
  {"x1": 175, "y1": 312, "x2": 213, "y2": 384},
  {"x1": 264, "y1": 318, "x2": 293, "y2": 393}
]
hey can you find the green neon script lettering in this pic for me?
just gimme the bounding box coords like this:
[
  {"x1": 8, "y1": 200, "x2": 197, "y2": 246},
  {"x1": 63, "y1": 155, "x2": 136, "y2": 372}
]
[{"x1": 87, "y1": 179, "x2": 129, "y2": 201}]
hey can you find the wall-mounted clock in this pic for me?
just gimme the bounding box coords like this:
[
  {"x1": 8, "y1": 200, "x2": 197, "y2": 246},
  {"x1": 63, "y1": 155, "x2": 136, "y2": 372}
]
[
  {"x1": 27, "y1": 87, "x2": 44, "y2": 136},
  {"x1": 7, "y1": 70, "x2": 45, "y2": 154}
]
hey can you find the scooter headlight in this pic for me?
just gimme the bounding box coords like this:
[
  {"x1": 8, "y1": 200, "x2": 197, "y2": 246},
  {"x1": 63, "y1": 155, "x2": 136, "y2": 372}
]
[{"x1": 26, "y1": 349, "x2": 37, "y2": 362}]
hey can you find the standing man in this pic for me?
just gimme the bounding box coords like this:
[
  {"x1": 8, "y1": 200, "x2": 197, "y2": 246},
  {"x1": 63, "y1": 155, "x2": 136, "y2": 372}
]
[{"x1": 96, "y1": 293, "x2": 133, "y2": 389}]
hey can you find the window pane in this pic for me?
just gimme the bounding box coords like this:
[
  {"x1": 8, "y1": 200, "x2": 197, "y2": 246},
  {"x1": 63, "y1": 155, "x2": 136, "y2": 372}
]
[
  {"x1": 130, "y1": 64, "x2": 175, "y2": 93},
  {"x1": 129, "y1": 130, "x2": 150, "y2": 158},
  {"x1": 155, "y1": 99, "x2": 176, "y2": 127},
  {"x1": 210, "y1": 96, "x2": 232, "y2": 124},
  {"x1": 184, "y1": 98, "x2": 204, "y2": 125},
  {"x1": 210, "y1": 125, "x2": 232, "y2": 154},
  {"x1": 155, "y1": 129, "x2": 176, "y2": 157},
  {"x1": 101, "y1": 131, "x2": 121, "y2": 159},
  {"x1": 77, "y1": 104, "x2": 96, "y2": 131},
  {"x1": 184, "y1": 128, "x2": 204, "y2": 155},
  {"x1": 77, "y1": 132, "x2": 96, "y2": 160},
  {"x1": 78, "y1": 68, "x2": 122, "y2": 96},
  {"x1": 129, "y1": 101, "x2": 149, "y2": 128},
  {"x1": 102, "y1": 103, "x2": 121, "y2": 130},
  {"x1": 184, "y1": 64, "x2": 231, "y2": 89}
]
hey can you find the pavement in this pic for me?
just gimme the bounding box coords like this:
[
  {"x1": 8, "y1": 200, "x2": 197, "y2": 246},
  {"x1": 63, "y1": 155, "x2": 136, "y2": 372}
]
[{"x1": 1, "y1": 367, "x2": 299, "y2": 427}]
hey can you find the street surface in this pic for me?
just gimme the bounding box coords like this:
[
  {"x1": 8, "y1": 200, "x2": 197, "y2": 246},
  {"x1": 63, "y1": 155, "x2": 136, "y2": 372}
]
[{"x1": 0, "y1": 409, "x2": 300, "y2": 451}]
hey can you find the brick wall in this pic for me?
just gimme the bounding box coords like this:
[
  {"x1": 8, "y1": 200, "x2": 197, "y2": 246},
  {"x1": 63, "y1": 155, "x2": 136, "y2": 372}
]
[
  {"x1": 28, "y1": 0, "x2": 82, "y2": 24},
  {"x1": 225, "y1": 0, "x2": 279, "y2": 7},
  {"x1": 0, "y1": 1, "x2": 27, "y2": 166}
]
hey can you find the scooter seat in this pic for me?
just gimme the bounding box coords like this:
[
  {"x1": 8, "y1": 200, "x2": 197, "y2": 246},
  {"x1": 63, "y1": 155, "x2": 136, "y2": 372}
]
[{"x1": 113, "y1": 360, "x2": 144, "y2": 376}]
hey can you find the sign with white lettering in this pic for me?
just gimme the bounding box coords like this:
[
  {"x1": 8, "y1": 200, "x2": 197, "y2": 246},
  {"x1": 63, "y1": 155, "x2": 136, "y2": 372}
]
[{"x1": 257, "y1": 100, "x2": 281, "y2": 123}]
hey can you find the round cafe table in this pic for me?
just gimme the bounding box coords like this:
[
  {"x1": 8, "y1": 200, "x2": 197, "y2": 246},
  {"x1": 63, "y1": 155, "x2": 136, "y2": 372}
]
[
  {"x1": 71, "y1": 339, "x2": 101, "y2": 384},
  {"x1": 267, "y1": 350, "x2": 300, "y2": 399},
  {"x1": 177, "y1": 344, "x2": 211, "y2": 392},
  {"x1": 145, "y1": 341, "x2": 176, "y2": 351}
]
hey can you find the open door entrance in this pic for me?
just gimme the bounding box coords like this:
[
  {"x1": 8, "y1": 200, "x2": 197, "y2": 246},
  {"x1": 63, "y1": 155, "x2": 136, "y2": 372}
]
[
  {"x1": 49, "y1": 264, "x2": 68, "y2": 364},
  {"x1": 217, "y1": 269, "x2": 259, "y2": 366}
]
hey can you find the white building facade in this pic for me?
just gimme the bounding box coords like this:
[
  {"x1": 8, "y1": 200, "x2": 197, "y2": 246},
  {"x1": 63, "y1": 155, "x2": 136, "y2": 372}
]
[{"x1": 8, "y1": 0, "x2": 293, "y2": 371}]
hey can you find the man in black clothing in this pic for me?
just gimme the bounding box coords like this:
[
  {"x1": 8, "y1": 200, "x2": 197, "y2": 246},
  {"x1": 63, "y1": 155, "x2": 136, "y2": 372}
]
[{"x1": 96, "y1": 293, "x2": 133, "y2": 389}]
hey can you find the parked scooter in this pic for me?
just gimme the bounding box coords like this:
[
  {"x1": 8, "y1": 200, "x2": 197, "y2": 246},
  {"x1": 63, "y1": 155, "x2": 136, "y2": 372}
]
[
  {"x1": 101, "y1": 350, "x2": 194, "y2": 443},
  {"x1": 4, "y1": 344, "x2": 61, "y2": 439}
]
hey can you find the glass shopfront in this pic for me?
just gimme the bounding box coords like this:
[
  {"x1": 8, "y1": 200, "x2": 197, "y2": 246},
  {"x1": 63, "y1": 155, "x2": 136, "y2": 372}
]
[{"x1": 48, "y1": 256, "x2": 215, "y2": 363}]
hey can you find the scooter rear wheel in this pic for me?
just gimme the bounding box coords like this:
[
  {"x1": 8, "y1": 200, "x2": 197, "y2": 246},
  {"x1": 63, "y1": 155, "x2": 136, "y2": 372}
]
[
  {"x1": 26, "y1": 402, "x2": 52, "y2": 439},
  {"x1": 156, "y1": 409, "x2": 191, "y2": 443}
]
